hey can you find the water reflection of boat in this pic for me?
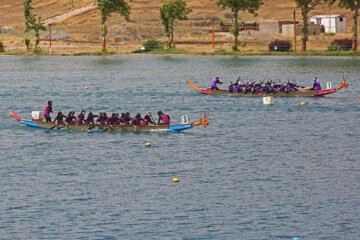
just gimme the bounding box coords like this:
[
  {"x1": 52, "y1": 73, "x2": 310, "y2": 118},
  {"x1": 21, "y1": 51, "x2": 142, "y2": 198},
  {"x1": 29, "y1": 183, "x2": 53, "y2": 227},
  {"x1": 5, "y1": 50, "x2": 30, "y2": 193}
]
[
  {"x1": 187, "y1": 80, "x2": 349, "y2": 97},
  {"x1": 9, "y1": 111, "x2": 209, "y2": 132}
]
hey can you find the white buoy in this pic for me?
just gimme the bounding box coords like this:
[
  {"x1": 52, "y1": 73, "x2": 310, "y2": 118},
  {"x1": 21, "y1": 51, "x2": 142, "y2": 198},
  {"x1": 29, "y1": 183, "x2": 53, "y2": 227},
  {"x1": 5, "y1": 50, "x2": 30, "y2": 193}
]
[{"x1": 263, "y1": 96, "x2": 274, "y2": 105}]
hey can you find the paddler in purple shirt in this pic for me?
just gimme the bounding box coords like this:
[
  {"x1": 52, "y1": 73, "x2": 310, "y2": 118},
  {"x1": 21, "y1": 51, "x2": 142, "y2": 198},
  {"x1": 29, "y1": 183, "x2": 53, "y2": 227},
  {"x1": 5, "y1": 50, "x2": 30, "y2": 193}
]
[
  {"x1": 108, "y1": 113, "x2": 119, "y2": 126},
  {"x1": 211, "y1": 75, "x2": 223, "y2": 90},
  {"x1": 43, "y1": 100, "x2": 56, "y2": 122},
  {"x1": 86, "y1": 112, "x2": 98, "y2": 124},
  {"x1": 124, "y1": 112, "x2": 131, "y2": 125},
  {"x1": 233, "y1": 77, "x2": 240, "y2": 93},
  {"x1": 53, "y1": 112, "x2": 65, "y2": 124},
  {"x1": 312, "y1": 77, "x2": 322, "y2": 90},
  {"x1": 96, "y1": 112, "x2": 107, "y2": 125},
  {"x1": 65, "y1": 111, "x2": 76, "y2": 125},
  {"x1": 228, "y1": 82, "x2": 234, "y2": 92}
]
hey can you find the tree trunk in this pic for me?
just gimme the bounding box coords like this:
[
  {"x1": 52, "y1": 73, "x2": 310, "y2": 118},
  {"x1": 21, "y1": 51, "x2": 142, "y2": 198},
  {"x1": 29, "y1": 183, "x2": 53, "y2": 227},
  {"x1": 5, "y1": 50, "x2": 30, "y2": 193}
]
[
  {"x1": 171, "y1": 32, "x2": 174, "y2": 48},
  {"x1": 352, "y1": 7, "x2": 359, "y2": 51},
  {"x1": 301, "y1": 13, "x2": 309, "y2": 52},
  {"x1": 102, "y1": 23, "x2": 106, "y2": 51},
  {"x1": 168, "y1": 21, "x2": 174, "y2": 49},
  {"x1": 25, "y1": 33, "x2": 29, "y2": 50},
  {"x1": 302, "y1": 39, "x2": 306, "y2": 52},
  {"x1": 232, "y1": 10, "x2": 239, "y2": 45}
]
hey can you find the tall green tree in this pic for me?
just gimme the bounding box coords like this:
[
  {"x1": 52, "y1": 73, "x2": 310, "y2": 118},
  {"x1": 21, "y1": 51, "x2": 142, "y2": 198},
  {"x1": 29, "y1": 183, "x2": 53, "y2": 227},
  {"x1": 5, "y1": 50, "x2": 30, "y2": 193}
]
[
  {"x1": 23, "y1": 0, "x2": 46, "y2": 51},
  {"x1": 31, "y1": 15, "x2": 46, "y2": 49},
  {"x1": 295, "y1": 0, "x2": 323, "y2": 52},
  {"x1": 160, "y1": 0, "x2": 192, "y2": 49},
  {"x1": 217, "y1": 0, "x2": 262, "y2": 51},
  {"x1": 23, "y1": 0, "x2": 33, "y2": 50},
  {"x1": 327, "y1": 0, "x2": 360, "y2": 51},
  {"x1": 95, "y1": 0, "x2": 131, "y2": 51}
]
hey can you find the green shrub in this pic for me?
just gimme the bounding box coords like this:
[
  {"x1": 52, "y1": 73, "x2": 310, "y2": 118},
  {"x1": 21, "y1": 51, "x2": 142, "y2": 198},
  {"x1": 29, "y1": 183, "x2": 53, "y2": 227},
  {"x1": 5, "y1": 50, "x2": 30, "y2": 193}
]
[
  {"x1": 143, "y1": 38, "x2": 162, "y2": 51},
  {"x1": 0, "y1": 42, "x2": 4, "y2": 52},
  {"x1": 328, "y1": 43, "x2": 341, "y2": 51},
  {"x1": 329, "y1": 38, "x2": 352, "y2": 51}
]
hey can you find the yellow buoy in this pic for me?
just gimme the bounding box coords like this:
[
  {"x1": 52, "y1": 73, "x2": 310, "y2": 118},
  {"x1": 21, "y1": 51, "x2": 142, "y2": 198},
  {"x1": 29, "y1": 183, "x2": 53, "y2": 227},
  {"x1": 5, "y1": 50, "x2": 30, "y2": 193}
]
[
  {"x1": 145, "y1": 142, "x2": 151, "y2": 147},
  {"x1": 300, "y1": 102, "x2": 306, "y2": 106},
  {"x1": 172, "y1": 178, "x2": 179, "y2": 183},
  {"x1": 85, "y1": 86, "x2": 89, "y2": 90}
]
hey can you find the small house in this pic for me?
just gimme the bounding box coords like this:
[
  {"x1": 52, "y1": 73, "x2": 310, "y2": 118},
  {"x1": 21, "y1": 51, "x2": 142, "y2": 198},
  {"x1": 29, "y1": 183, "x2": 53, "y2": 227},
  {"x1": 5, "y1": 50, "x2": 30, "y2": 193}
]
[{"x1": 309, "y1": 15, "x2": 346, "y2": 33}]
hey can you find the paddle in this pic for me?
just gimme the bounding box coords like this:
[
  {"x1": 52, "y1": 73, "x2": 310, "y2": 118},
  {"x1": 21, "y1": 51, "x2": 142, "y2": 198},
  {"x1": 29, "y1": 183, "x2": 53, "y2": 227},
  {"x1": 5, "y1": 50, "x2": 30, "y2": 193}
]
[
  {"x1": 88, "y1": 124, "x2": 97, "y2": 130},
  {"x1": 50, "y1": 123, "x2": 64, "y2": 130}
]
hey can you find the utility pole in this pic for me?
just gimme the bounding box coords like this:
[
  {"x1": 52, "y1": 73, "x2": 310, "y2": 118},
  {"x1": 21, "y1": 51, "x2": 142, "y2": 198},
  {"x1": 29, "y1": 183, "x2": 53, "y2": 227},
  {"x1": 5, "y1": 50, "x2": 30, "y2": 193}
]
[
  {"x1": 293, "y1": 10, "x2": 296, "y2": 53},
  {"x1": 48, "y1": 24, "x2": 52, "y2": 54},
  {"x1": 212, "y1": 20, "x2": 215, "y2": 52}
]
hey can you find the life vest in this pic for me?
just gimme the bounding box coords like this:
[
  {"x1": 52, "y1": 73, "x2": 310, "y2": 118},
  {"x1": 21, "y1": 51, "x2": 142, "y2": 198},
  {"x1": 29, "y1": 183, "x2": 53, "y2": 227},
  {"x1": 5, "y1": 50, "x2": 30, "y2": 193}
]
[
  {"x1": 314, "y1": 80, "x2": 321, "y2": 90},
  {"x1": 108, "y1": 117, "x2": 118, "y2": 125},
  {"x1": 87, "y1": 117, "x2": 94, "y2": 124},
  {"x1": 142, "y1": 116, "x2": 150, "y2": 126},
  {"x1": 161, "y1": 114, "x2": 170, "y2": 125},
  {"x1": 97, "y1": 117, "x2": 106, "y2": 125},
  {"x1": 66, "y1": 115, "x2": 76, "y2": 124},
  {"x1": 132, "y1": 117, "x2": 141, "y2": 126},
  {"x1": 56, "y1": 116, "x2": 64, "y2": 124},
  {"x1": 75, "y1": 114, "x2": 85, "y2": 125}
]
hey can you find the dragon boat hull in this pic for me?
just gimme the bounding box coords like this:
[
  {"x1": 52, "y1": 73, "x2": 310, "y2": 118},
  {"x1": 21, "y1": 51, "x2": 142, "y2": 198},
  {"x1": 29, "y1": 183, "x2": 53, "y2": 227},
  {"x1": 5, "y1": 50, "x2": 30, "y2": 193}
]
[
  {"x1": 188, "y1": 80, "x2": 349, "y2": 97},
  {"x1": 9, "y1": 111, "x2": 210, "y2": 133},
  {"x1": 19, "y1": 120, "x2": 193, "y2": 132},
  {"x1": 196, "y1": 88, "x2": 336, "y2": 97}
]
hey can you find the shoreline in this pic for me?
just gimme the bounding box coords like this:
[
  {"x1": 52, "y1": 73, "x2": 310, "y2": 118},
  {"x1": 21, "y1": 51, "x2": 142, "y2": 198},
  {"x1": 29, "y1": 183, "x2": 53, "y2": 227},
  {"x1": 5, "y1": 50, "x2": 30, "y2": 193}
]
[{"x1": 1, "y1": 50, "x2": 360, "y2": 57}]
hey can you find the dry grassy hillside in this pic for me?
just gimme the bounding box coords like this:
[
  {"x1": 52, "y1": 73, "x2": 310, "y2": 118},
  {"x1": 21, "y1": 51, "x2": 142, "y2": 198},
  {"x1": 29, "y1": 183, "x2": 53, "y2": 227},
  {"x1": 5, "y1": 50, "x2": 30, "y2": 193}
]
[{"x1": 0, "y1": 0, "x2": 356, "y2": 53}]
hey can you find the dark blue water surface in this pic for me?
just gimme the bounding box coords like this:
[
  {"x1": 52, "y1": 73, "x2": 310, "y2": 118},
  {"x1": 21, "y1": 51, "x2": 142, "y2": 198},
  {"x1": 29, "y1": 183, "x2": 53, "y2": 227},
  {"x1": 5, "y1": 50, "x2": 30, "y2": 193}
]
[{"x1": 0, "y1": 55, "x2": 359, "y2": 239}]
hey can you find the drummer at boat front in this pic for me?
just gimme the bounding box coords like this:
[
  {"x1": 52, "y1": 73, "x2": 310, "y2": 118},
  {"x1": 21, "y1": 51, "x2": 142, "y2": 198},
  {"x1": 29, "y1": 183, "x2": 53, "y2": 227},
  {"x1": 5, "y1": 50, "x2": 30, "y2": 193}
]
[
  {"x1": 312, "y1": 77, "x2": 322, "y2": 90},
  {"x1": 43, "y1": 100, "x2": 56, "y2": 122},
  {"x1": 211, "y1": 75, "x2": 223, "y2": 90}
]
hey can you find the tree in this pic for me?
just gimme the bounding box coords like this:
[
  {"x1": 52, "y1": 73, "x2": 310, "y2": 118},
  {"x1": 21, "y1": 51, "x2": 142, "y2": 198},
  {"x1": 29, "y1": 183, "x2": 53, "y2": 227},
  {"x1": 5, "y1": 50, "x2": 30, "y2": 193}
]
[
  {"x1": 23, "y1": 0, "x2": 33, "y2": 50},
  {"x1": 295, "y1": 0, "x2": 323, "y2": 52},
  {"x1": 96, "y1": 0, "x2": 130, "y2": 51},
  {"x1": 160, "y1": 0, "x2": 192, "y2": 49},
  {"x1": 217, "y1": 0, "x2": 262, "y2": 51},
  {"x1": 31, "y1": 15, "x2": 46, "y2": 49},
  {"x1": 328, "y1": 0, "x2": 360, "y2": 51},
  {"x1": 23, "y1": 0, "x2": 46, "y2": 51}
]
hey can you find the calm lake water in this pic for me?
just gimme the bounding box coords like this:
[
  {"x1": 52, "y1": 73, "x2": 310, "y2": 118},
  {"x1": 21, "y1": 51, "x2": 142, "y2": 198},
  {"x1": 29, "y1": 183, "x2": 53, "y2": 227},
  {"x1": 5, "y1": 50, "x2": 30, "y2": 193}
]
[{"x1": 0, "y1": 55, "x2": 359, "y2": 239}]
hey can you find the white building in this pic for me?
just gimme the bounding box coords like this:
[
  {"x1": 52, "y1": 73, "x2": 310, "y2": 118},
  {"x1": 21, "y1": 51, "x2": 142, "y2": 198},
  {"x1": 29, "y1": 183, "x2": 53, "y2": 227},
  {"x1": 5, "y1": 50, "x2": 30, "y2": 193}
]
[{"x1": 310, "y1": 15, "x2": 346, "y2": 33}]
